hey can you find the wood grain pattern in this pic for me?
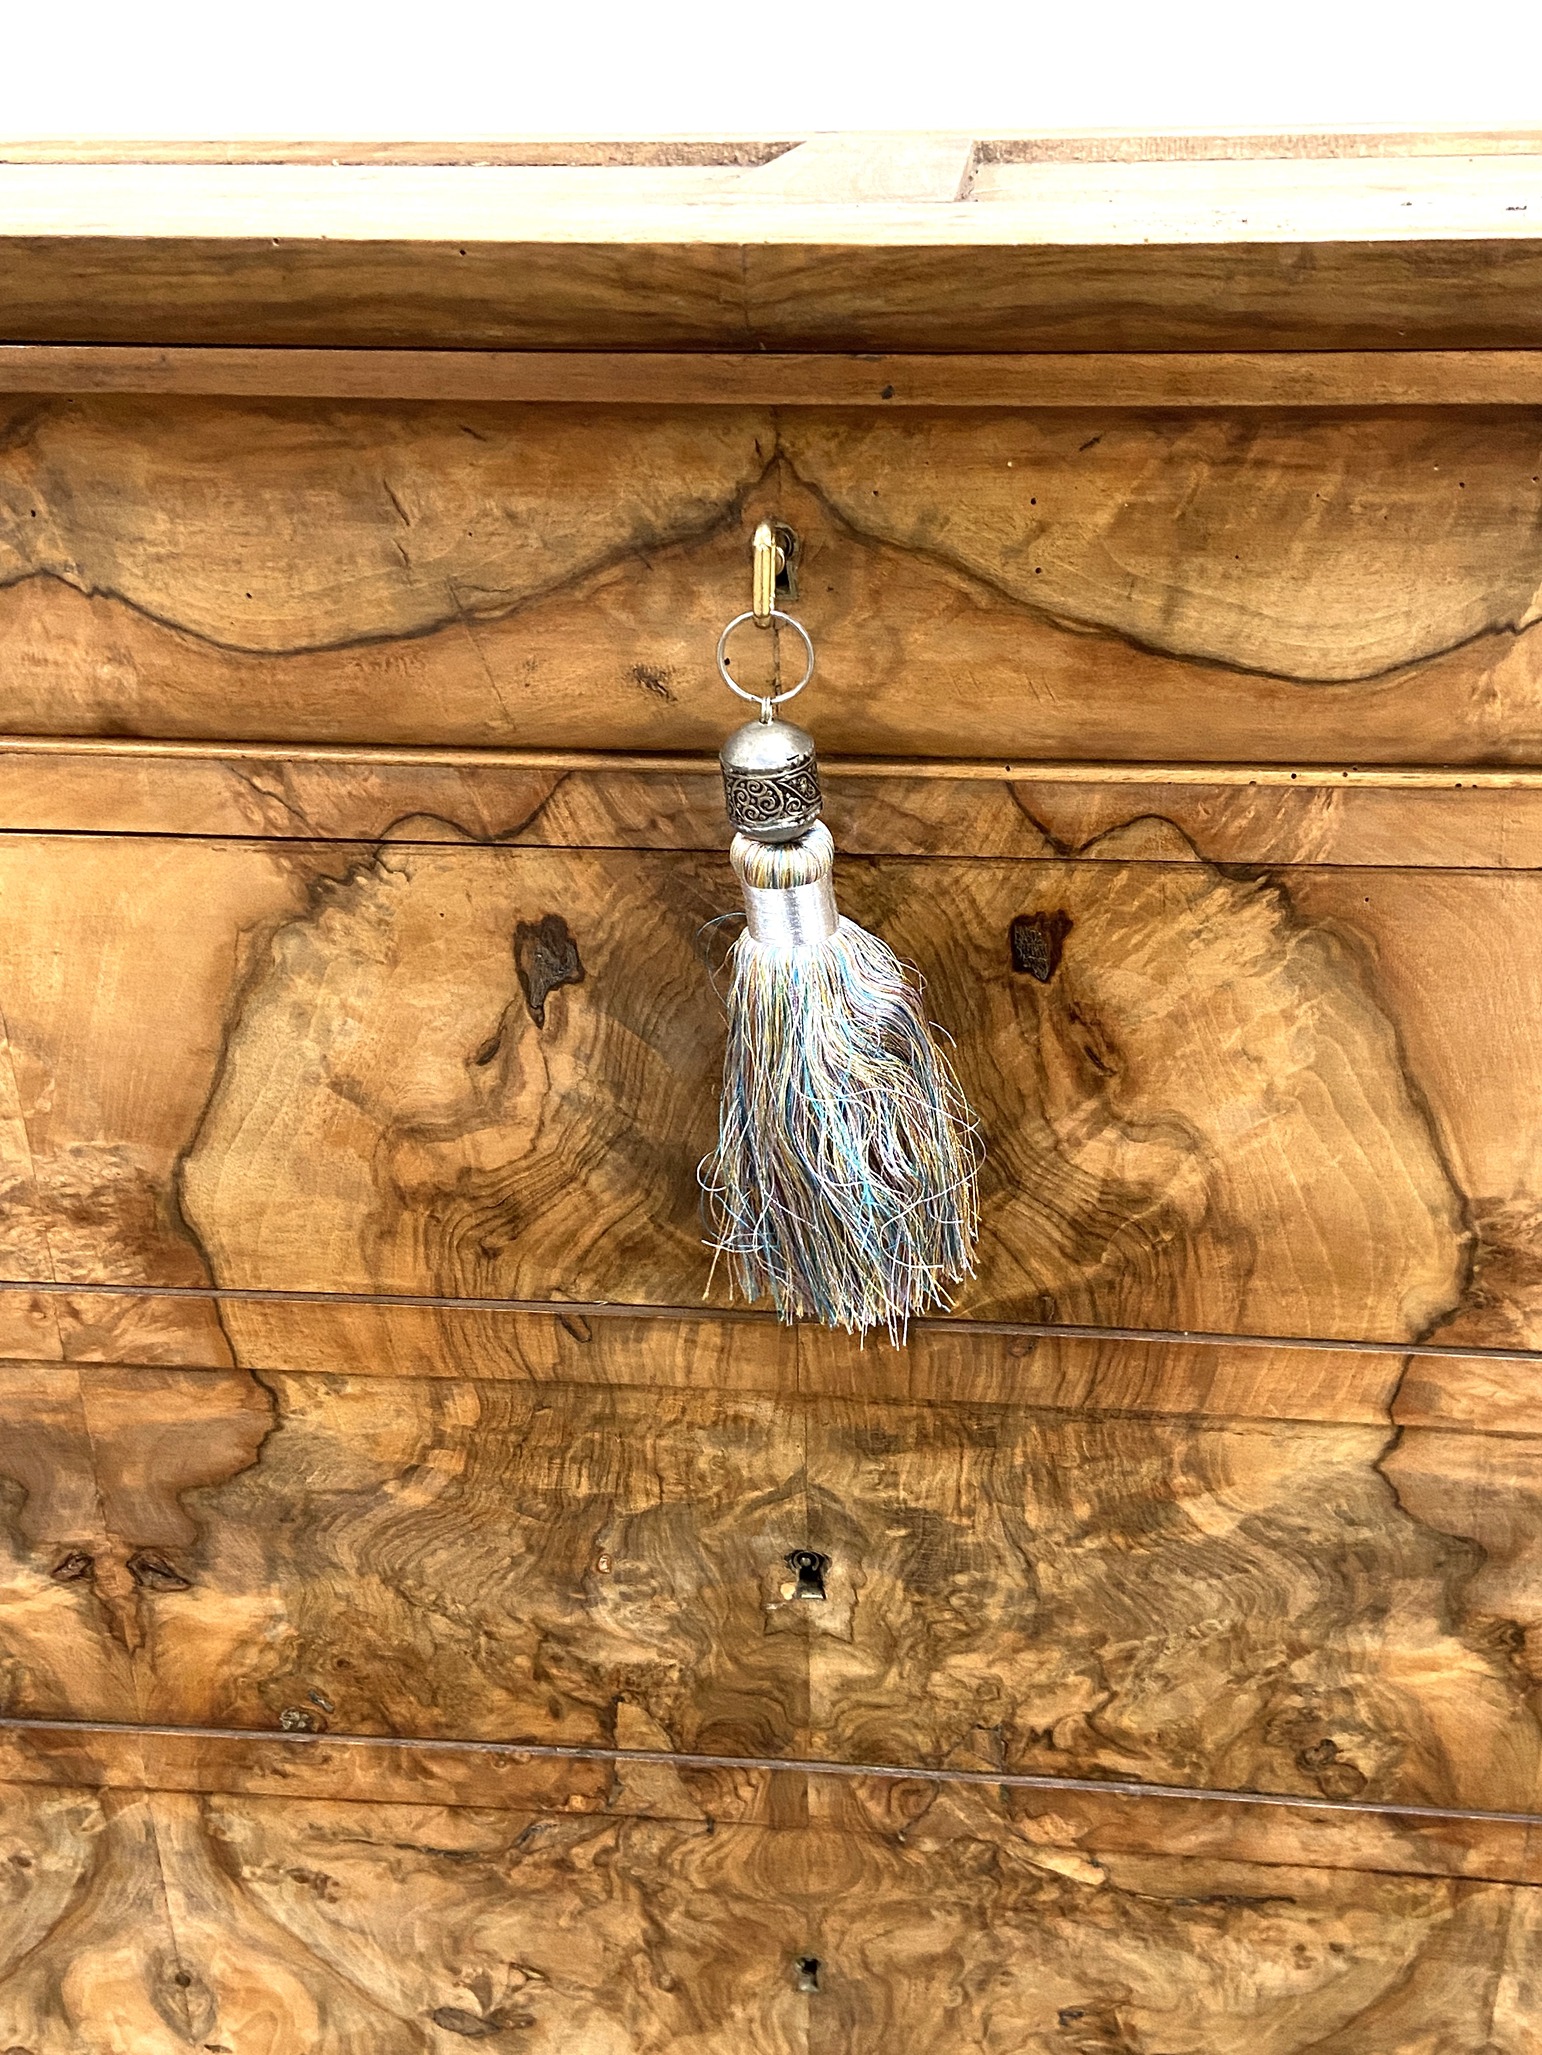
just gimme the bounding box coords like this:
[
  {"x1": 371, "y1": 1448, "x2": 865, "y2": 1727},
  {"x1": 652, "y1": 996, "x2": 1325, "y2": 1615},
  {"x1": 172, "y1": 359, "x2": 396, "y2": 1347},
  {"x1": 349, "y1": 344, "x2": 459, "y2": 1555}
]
[
  {"x1": 0, "y1": 1274, "x2": 1433, "y2": 1421},
  {"x1": 8, "y1": 234, "x2": 1542, "y2": 356},
  {"x1": 169, "y1": 835, "x2": 1470, "y2": 1343},
  {"x1": 0, "y1": 832, "x2": 320, "y2": 1366},
  {"x1": 7, "y1": 1728, "x2": 1542, "y2": 1885},
  {"x1": 4, "y1": 1368, "x2": 1541, "y2": 1821},
  {"x1": 0, "y1": 1787, "x2": 195, "y2": 2051},
  {"x1": 780, "y1": 408, "x2": 1542, "y2": 682},
  {"x1": 8, "y1": 1727, "x2": 1542, "y2": 1886},
  {"x1": 16, "y1": 549, "x2": 1542, "y2": 763},
  {"x1": 19, "y1": 344, "x2": 1542, "y2": 408},
  {"x1": 11, "y1": 158, "x2": 1542, "y2": 353},
  {"x1": 8, "y1": 826, "x2": 1542, "y2": 1348},
  {"x1": 5, "y1": 401, "x2": 1542, "y2": 763},
  {"x1": 0, "y1": 397, "x2": 769, "y2": 653},
  {"x1": 1, "y1": 1780, "x2": 1539, "y2": 2051}
]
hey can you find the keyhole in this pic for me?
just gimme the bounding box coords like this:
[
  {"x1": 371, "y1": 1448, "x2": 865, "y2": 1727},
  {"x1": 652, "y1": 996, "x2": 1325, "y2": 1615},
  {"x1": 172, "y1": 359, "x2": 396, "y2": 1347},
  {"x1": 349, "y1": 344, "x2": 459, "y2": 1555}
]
[
  {"x1": 773, "y1": 524, "x2": 800, "y2": 603},
  {"x1": 796, "y1": 1956, "x2": 821, "y2": 1993},
  {"x1": 785, "y1": 1550, "x2": 828, "y2": 1601}
]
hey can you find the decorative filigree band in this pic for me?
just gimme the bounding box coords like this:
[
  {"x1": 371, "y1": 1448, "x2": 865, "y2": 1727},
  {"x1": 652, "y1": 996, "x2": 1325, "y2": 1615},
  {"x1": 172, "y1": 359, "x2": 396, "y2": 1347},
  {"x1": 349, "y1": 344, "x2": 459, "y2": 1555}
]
[{"x1": 721, "y1": 751, "x2": 823, "y2": 840}]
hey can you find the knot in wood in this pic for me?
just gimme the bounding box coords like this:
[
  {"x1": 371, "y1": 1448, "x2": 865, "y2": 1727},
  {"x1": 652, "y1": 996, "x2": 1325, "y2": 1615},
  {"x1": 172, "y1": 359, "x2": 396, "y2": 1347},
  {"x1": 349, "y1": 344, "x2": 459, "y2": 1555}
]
[
  {"x1": 1009, "y1": 910, "x2": 1072, "y2": 982},
  {"x1": 514, "y1": 913, "x2": 586, "y2": 1028}
]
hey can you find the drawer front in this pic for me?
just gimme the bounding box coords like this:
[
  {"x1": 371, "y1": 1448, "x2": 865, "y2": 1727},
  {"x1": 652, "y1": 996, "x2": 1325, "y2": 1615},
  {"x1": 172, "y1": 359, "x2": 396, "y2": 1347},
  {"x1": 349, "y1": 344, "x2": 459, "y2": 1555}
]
[{"x1": 3, "y1": 394, "x2": 1542, "y2": 761}]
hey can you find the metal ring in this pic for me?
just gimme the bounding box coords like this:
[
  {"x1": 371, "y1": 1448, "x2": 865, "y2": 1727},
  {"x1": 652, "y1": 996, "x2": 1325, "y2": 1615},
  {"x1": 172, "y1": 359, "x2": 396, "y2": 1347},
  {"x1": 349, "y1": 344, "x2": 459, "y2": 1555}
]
[{"x1": 715, "y1": 609, "x2": 815, "y2": 707}]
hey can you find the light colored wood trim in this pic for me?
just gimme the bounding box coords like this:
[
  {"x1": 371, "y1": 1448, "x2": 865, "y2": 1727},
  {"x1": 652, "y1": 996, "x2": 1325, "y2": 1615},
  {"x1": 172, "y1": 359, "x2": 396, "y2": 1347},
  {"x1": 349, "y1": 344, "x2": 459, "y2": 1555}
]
[
  {"x1": 748, "y1": 134, "x2": 978, "y2": 203},
  {"x1": 0, "y1": 138, "x2": 796, "y2": 168},
  {"x1": 2, "y1": 129, "x2": 1539, "y2": 169},
  {"x1": 4, "y1": 155, "x2": 1542, "y2": 247},
  {"x1": 6, "y1": 344, "x2": 1542, "y2": 407},
  {"x1": 980, "y1": 127, "x2": 1542, "y2": 164},
  {"x1": 0, "y1": 735, "x2": 1539, "y2": 790}
]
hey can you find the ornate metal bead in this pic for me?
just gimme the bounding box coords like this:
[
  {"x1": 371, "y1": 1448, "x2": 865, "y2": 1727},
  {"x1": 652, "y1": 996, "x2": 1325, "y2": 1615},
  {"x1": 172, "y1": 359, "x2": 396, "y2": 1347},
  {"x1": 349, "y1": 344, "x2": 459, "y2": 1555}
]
[{"x1": 719, "y1": 716, "x2": 823, "y2": 844}]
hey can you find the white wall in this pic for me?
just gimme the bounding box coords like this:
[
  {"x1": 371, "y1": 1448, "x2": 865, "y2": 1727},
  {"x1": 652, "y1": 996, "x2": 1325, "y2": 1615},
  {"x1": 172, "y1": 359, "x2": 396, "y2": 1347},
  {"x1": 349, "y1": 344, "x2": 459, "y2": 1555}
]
[{"x1": 1, "y1": 0, "x2": 1539, "y2": 139}]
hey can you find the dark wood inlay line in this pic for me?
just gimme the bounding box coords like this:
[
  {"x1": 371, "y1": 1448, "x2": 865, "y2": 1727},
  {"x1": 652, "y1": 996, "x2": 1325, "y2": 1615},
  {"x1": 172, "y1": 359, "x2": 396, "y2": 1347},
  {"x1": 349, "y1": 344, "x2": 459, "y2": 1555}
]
[
  {"x1": 0, "y1": 1274, "x2": 1531, "y2": 1367},
  {"x1": 2, "y1": 734, "x2": 1542, "y2": 789},
  {"x1": 5, "y1": 1715, "x2": 1542, "y2": 1830}
]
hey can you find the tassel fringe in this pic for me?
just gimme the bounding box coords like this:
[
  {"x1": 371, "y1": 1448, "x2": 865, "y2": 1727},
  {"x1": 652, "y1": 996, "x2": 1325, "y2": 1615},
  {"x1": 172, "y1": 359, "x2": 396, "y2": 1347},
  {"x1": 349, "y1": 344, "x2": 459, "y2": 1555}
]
[{"x1": 701, "y1": 827, "x2": 980, "y2": 1340}]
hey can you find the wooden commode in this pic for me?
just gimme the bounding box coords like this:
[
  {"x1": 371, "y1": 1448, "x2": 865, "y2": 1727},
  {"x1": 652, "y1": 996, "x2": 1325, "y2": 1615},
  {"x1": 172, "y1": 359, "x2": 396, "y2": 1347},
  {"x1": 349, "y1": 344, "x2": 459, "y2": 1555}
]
[{"x1": 2, "y1": 131, "x2": 1542, "y2": 2050}]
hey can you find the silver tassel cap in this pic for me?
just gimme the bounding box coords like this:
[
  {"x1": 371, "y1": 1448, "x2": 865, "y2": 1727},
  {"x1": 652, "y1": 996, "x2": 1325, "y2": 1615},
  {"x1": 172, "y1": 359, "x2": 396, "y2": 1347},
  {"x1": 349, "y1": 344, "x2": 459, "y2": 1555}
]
[{"x1": 719, "y1": 716, "x2": 822, "y2": 844}]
